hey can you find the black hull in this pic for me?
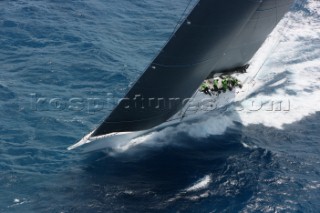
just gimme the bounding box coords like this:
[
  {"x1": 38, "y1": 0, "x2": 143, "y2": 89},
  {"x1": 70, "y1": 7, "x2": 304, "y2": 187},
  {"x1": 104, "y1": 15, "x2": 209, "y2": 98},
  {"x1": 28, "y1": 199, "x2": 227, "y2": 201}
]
[{"x1": 93, "y1": 0, "x2": 294, "y2": 136}]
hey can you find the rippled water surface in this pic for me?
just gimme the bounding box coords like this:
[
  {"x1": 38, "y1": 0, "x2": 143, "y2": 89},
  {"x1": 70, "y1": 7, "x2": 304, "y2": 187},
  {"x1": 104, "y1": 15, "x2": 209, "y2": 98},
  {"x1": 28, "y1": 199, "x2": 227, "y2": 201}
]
[{"x1": 1, "y1": 0, "x2": 320, "y2": 212}]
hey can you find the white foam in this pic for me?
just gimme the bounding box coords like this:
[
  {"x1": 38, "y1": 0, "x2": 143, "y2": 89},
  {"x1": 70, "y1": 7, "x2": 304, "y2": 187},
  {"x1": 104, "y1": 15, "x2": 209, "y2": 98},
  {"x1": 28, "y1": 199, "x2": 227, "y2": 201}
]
[
  {"x1": 116, "y1": 132, "x2": 156, "y2": 152},
  {"x1": 8, "y1": 198, "x2": 30, "y2": 208},
  {"x1": 167, "y1": 175, "x2": 212, "y2": 203},
  {"x1": 109, "y1": 112, "x2": 234, "y2": 154},
  {"x1": 235, "y1": 2, "x2": 320, "y2": 129},
  {"x1": 185, "y1": 175, "x2": 212, "y2": 192}
]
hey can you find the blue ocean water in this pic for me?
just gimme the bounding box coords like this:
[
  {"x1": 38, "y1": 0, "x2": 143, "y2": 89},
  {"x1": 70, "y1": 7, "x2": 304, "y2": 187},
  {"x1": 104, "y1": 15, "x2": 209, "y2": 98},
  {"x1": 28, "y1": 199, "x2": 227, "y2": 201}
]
[{"x1": 1, "y1": 0, "x2": 320, "y2": 212}]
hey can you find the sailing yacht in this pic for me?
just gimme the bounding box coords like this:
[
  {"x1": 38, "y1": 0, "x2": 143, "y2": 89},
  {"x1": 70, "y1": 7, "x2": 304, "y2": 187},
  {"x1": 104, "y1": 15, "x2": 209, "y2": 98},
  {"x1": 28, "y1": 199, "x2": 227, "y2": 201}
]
[{"x1": 69, "y1": 0, "x2": 294, "y2": 152}]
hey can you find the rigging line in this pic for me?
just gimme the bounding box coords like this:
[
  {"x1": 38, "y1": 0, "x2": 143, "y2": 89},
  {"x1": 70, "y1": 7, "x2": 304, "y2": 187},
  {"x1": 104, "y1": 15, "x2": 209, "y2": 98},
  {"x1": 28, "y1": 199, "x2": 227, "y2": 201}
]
[
  {"x1": 178, "y1": 90, "x2": 201, "y2": 121},
  {"x1": 246, "y1": 40, "x2": 278, "y2": 85},
  {"x1": 171, "y1": 0, "x2": 197, "y2": 36},
  {"x1": 247, "y1": 11, "x2": 293, "y2": 85},
  {"x1": 248, "y1": 0, "x2": 306, "y2": 84}
]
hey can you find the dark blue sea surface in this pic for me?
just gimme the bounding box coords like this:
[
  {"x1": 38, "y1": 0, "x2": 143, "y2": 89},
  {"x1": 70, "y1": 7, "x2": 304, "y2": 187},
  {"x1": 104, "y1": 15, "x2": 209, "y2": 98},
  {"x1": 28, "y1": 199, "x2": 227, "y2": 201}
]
[{"x1": 1, "y1": 0, "x2": 320, "y2": 212}]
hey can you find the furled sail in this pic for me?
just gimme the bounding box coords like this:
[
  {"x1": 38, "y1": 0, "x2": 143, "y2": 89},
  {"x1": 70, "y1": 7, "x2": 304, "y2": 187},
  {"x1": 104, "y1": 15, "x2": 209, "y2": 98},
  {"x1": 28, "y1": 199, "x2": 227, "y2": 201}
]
[{"x1": 92, "y1": 0, "x2": 294, "y2": 137}]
